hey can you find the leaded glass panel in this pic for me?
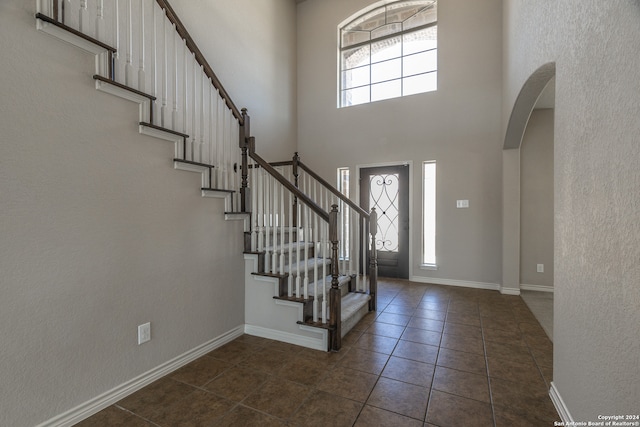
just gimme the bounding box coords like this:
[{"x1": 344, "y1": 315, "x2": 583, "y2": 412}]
[{"x1": 369, "y1": 173, "x2": 400, "y2": 252}]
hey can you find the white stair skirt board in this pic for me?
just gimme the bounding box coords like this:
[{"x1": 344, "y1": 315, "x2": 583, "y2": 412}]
[
  {"x1": 244, "y1": 257, "x2": 334, "y2": 350},
  {"x1": 224, "y1": 212, "x2": 251, "y2": 232},
  {"x1": 37, "y1": 326, "x2": 244, "y2": 427},
  {"x1": 173, "y1": 161, "x2": 210, "y2": 189},
  {"x1": 36, "y1": 17, "x2": 110, "y2": 77},
  {"x1": 94, "y1": 80, "x2": 151, "y2": 123},
  {"x1": 202, "y1": 189, "x2": 235, "y2": 212},
  {"x1": 139, "y1": 125, "x2": 185, "y2": 144},
  {"x1": 244, "y1": 324, "x2": 327, "y2": 352},
  {"x1": 411, "y1": 276, "x2": 501, "y2": 292},
  {"x1": 520, "y1": 284, "x2": 554, "y2": 292},
  {"x1": 549, "y1": 382, "x2": 574, "y2": 424}
]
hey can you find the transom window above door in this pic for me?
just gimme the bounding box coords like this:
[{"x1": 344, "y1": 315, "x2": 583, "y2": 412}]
[{"x1": 339, "y1": 0, "x2": 438, "y2": 108}]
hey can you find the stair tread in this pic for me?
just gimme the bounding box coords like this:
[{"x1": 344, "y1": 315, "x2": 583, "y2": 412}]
[
  {"x1": 296, "y1": 320, "x2": 334, "y2": 330},
  {"x1": 252, "y1": 271, "x2": 288, "y2": 279},
  {"x1": 296, "y1": 293, "x2": 369, "y2": 328},
  {"x1": 287, "y1": 275, "x2": 351, "y2": 300},
  {"x1": 140, "y1": 122, "x2": 188, "y2": 138},
  {"x1": 273, "y1": 295, "x2": 313, "y2": 304},
  {"x1": 174, "y1": 158, "x2": 215, "y2": 169},
  {"x1": 36, "y1": 13, "x2": 116, "y2": 52},
  {"x1": 283, "y1": 258, "x2": 330, "y2": 274},
  {"x1": 263, "y1": 241, "x2": 314, "y2": 253},
  {"x1": 93, "y1": 75, "x2": 156, "y2": 100},
  {"x1": 202, "y1": 187, "x2": 235, "y2": 193},
  {"x1": 305, "y1": 275, "x2": 351, "y2": 296}
]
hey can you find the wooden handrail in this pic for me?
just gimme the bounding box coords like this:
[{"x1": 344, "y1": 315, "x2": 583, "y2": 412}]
[
  {"x1": 155, "y1": 0, "x2": 244, "y2": 124},
  {"x1": 265, "y1": 157, "x2": 370, "y2": 219},
  {"x1": 248, "y1": 138, "x2": 329, "y2": 223},
  {"x1": 298, "y1": 161, "x2": 370, "y2": 219}
]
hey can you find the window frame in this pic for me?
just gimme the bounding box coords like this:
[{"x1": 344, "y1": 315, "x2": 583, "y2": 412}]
[{"x1": 338, "y1": 0, "x2": 438, "y2": 108}]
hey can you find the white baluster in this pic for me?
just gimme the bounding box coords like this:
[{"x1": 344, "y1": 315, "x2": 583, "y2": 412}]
[
  {"x1": 208, "y1": 81, "x2": 215, "y2": 182},
  {"x1": 322, "y1": 216, "x2": 327, "y2": 322},
  {"x1": 159, "y1": 11, "x2": 168, "y2": 126},
  {"x1": 264, "y1": 174, "x2": 271, "y2": 271},
  {"x1": 217, "y1": 97, "x2": 224, "y2": 187},
  {"x1": 354, "y1": 211, "x2": 361, "y2": 291},
  {"x1": 150, "y1": 3, "x2": 157, "y2": 123},
  {"x1": 251, "y1": 161, "x2": 258, "y2": 252},
  {"x1": 362, "y1": 218, "x2": 368, "y2": 292},
  {"x1": 295, "y1": 201, "x2": 301, "y2": 297},
  {"x1": 257, "y1": 167, "x2": 264, "y2": 252},
  {"x1": 95, "y1": 0, "x2": 104, "y2": 40},
  {"x1": 190, "y1": 53, "x2": 197, "y2": 161},
  {"x1": 201, "y1": 69, "x2": 206, "y2": 169},
  {"x1": 280, "y1": 180, "x2": 285, "y2": 275},
  {"x1": 272, "y1": 176, "x2": 279, "y2": 273},
  {"x1": 287, "y1": 188, "x2": 293, "y2": 297},
  {"x1": 113, "y1": 0, "x2": 120, "y2": 76},
  {"x1": 137, "y1": 0, "x2": 145, "y2": 93},
  {"x1": 182, "y1": 39, "x2": 188, "y2": 136},
  {"x1": 225, "y1": 110, "x2": 232, "y2": 190},
  {"x1": 313, "y1": 211, "x2": 319, "y2": 323},
  {"x1": 65, "y1": 0, "x2": 78, "y2": 30},
  {"x1": 172, "y1": 28, "x2": 179, "y2": 130},
  {"x1": 125, "y1": 0, "x2": 133, "y2": 86},
  {"x1": 78, "y1": 0, "x2": 87, "y2": 32},
  {"x1": 303, "y1": 203, "x2": 309, "y2": 300}
]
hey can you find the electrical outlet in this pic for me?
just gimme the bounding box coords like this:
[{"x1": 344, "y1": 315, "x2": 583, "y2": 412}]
[
  {"x1": 537, "y1": 264, "x2": 544, "y2": 273},
  {"x1": 456, "y1": 200, "x2": 469, "y2": 208},
  {"x1": 138, "y1": 322, "x2": 151, "y2": 345}
]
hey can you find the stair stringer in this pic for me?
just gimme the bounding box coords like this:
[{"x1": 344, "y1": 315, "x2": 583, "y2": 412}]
[
  {"x1": 243, "y1": 254, "x2": 328, "y2": 351},
  {"x1": 35, "y1": 15, "x2": 239, "y2": 214}
]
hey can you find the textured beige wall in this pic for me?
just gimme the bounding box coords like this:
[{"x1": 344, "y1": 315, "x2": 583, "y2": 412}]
[
  {"x1": 0, "y1": 1, "x2": 296, "y2": 425},
  {"x1": 297, "y1": 0, "x2": 504, "y2": 285},
  {"x1": 505, "y1": 0, "x2": 640, "y2": 419},
  {"x1": 520, "y1": 109, "x2": 554, "y2": 288}
]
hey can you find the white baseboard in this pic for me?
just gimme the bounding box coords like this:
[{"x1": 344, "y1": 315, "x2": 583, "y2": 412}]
[
  {"x1": 500, "y1": 287, "x2": 521, "y2": 295},
  {"x1": 37, "y1": 325, "x2": 244, "y2": 427},
  {"x1": 521, "y1": 283, "x2": 554, "y2": 293},
  {"x1": 244, "y1": 324, "x2": 326, "y2": 351},
  {"x1": 549, "y1": 381, "x2": 573, "y2": 423},
  {"x1": 410, "y1": 276, "x2": 500, "y2": 292}
]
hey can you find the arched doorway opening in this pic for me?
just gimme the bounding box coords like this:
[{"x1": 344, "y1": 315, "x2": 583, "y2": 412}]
[{"x1": 501, "y1": 62, "x2": 555, "y2": 299}]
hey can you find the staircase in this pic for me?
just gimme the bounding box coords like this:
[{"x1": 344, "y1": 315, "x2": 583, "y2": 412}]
[{"x1": 34, "y1": 0, "x2": 377, "y2": 352}]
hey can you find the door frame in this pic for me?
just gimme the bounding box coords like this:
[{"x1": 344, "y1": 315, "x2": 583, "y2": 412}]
[{"x1": 356, "y1": 160, "x2": 414, "y2": 280}]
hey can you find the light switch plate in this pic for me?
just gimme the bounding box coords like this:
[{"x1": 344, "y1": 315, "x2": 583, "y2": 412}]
[{"x1": 138, "y1": 322, "x2": 151, "y2": 345}]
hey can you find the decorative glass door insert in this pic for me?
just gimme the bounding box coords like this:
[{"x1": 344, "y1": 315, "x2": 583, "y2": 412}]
[{"x1": 369, "y1": 173, "x2": 400, "y2": 252}]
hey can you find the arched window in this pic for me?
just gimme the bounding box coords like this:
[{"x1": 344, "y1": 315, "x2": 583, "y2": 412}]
[{"x1": 339, "y1": 1, "x2": 437, "y2": 108}]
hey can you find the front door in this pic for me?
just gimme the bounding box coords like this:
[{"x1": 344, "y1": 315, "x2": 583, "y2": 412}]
[{"x1": 360, "y1": 164, "x2": 409, "y2": 279}]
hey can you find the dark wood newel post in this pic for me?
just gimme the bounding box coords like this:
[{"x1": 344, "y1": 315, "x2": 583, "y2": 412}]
[
  {"x1": 240, "y1": 108, "x2": 250, "y2": 212},
  {"x1": 329, "y1": 204, "x2": 341, "y2": 351},
  {"x1": 369, "y1": 208, "x2": 378, "y2": 311}
]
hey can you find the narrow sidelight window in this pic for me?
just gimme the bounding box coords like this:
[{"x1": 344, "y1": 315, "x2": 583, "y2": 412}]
[{"x1": 422, "y1": 161, "x2": 436, "y2": 266}]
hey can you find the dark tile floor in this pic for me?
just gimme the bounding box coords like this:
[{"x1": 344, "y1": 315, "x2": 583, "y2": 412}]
[{"x1": 76, "y1": 279, "x2": 559, "y2": 426}]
